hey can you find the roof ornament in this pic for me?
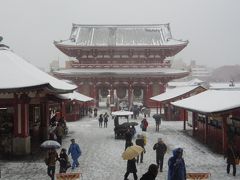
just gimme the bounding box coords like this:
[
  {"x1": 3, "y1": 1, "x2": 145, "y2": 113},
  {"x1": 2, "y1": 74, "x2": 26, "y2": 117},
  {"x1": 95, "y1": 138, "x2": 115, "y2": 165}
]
[
  {"x1": 229, "y1": 79, "x2": 235, "y2": 87},
  {"x1": 0, "y1": 36, "x2": 10, "y2": 49}
]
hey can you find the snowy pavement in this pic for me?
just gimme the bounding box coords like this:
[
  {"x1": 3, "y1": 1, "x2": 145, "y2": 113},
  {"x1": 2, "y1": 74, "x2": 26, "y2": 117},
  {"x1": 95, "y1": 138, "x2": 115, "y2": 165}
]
[{"x1": 0, "y1": 108, "x2": 239, "y2": 180}]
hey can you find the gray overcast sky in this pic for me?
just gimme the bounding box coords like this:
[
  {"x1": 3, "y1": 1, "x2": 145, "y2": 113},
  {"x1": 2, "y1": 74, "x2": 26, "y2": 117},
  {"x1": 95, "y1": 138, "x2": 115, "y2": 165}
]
[{"x1": 1, "y1": 0, "x2": 240, "y2": 70}]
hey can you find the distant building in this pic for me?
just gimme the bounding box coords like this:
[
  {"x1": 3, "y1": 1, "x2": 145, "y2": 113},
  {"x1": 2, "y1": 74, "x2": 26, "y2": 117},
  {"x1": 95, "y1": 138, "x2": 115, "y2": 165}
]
[
  {"x1": 50, "y1": 60, "x2": 60, "y2": 72},
  {"x1": 188, "y1": 60, "x2": 212, "y2": 80}
]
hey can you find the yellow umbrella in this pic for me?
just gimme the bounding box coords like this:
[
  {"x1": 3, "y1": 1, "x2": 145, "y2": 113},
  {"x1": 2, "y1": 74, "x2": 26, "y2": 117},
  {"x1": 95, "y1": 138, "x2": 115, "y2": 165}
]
[{"x1": 122, "y1": 145, "x2": 144, "y2": 160}]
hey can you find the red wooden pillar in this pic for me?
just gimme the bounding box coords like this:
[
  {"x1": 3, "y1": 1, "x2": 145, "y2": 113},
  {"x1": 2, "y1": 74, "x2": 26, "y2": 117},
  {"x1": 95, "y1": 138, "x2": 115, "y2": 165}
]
[
  {"x1": 204, "y1": 116, "x2": 208, "y2": 144},
  {"x1": 145, "y1": 84, "x2": 150, "y2": 107},
  {"x1": 40, "y1": 100, "x2": 50, "y2": 141},
  {"x1": 61, "y1": 101, "x2": 66, "y2": 118},
  {"x1": 13, "y1": 93, "x2": 31, "y2": 155},
  {"x1": 91, "y1": 83, "x2": 97, "y2": 107},
  {"x1": 128, "y1": 84, "x2": 133, "y2": 108},
  {"x1": 183, "y1": 109, "x2": 186, "y2": 130},
  {"x1": 167, "y1": 103, "x2": 171, "y2": 121},
  {"x1": 13, "y1": 94, "x2": 30, "y2": 137},
  {"x1": 222, "y1": 115, "x2": 228, "y2": 153},
  {"x1": 192, "y1": 112, "x2": 196, "y2": 137},
  {"x1": 110, "y1": 87, "x2": 114, "y2": 105}
]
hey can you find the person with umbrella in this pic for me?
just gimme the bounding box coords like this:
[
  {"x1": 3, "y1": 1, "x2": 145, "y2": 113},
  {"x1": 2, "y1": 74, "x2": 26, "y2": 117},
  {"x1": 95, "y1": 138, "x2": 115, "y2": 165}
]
[
  {"x1": 41, "y1": 140, "x2": 60, "y2": 180},
  {"x1": 124, "y1": 157, "x2": 138, "y2": 180},
  {"x1": 45, "y1": 148, "x2": 58, "y2": 180},
  {"x1": 153, "y1": 138, "x2": 167, "y2": 172},
  {"x1": 68, "y1": 139, "x2": 82, "y2": 170},
  {"x1": 153, "y1": 114, "x2": 162, "y2": 132},
  {"x1": 122, "y1": 145, "x2": 143, "y2": 180}
]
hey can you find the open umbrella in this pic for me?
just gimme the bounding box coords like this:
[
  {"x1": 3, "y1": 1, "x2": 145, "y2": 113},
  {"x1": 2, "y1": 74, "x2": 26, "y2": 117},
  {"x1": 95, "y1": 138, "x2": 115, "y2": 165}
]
[
  {"x1": 153, "y1": 114, "x2": 163, "y2": 120},
  {"x1": 121, "y1": 122, "x2": 139, "y2": 127},
  {"x1": 122, "y1": 145, "x2": 144, "y2": 160},
  {"x1": 40, "y1": 140, "x2": 61, "y2": 149}
]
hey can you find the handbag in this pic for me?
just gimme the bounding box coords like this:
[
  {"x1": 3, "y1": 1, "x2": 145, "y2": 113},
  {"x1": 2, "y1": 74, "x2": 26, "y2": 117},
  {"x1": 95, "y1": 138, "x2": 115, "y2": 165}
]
[
  {"x1": 66, "y1": 161, "x2": 71, "y2": 169},
  {"x1": 235, "y1": 158, "x2": 240, "y2": 165},
  {"x1": 230, "y1": 147, "x2": 239, "y2": 165}
]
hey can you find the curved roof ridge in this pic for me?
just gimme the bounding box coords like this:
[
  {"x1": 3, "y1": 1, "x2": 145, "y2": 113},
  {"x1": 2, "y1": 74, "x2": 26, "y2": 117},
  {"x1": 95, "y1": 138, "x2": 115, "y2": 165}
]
[{"x1": 72, "y1": 23, "x2": 170, "y2": 27}]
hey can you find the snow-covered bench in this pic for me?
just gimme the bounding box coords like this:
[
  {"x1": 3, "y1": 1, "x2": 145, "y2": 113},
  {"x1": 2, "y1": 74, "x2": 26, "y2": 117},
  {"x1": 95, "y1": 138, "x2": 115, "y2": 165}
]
[{"x1": 187, "y1": 172, "x2": 211, "y2": 180}]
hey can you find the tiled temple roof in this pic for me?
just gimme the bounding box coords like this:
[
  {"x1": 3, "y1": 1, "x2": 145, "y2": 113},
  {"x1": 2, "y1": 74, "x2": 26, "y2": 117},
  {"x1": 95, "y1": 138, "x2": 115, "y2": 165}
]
[{"x1": 55, "y1": 24, "x2": 188, "y2": 47}]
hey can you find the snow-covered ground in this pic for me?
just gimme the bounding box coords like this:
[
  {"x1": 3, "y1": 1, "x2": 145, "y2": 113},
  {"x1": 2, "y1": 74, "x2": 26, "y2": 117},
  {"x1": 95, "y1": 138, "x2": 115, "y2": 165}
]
[{"x1": 0, "y1": 108, "x2": 239, "y2": 180}]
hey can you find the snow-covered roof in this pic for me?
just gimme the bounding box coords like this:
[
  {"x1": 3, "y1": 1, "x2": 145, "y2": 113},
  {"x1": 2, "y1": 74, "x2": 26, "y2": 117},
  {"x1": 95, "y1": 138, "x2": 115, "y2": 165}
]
[
  {"x1": 54, "y1": 68, "x2": 189, "y2": 77},
  {"x1": 150, "y1": 86, "x2": 203, "y2": 102},
  {"x1": 55, "y1": 24, "x2": 188, "y2": 47},
  {"x1": 171, "y1": 90, "x2": 240, "y2": 114},
  {"x1": 168, "y1": 78, "x2": 204, "y2": 87},
  {"x1": 0, "y1": 48, "x2": 76, "y2": 93},
  {"x1": 57, "y1": 91, "x2": 93, "y2": 102},
  {"x1": 209, "y1": 82, "x2": 240, "y2": 90},
  {"x1": 112, "y1": 110, "x2": 133, "y2": 116}
]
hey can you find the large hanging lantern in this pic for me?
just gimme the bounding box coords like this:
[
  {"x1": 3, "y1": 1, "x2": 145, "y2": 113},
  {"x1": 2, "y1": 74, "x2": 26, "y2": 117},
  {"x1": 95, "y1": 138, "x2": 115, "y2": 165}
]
[
  {"x1": 116, "y1": 87, "x2": 126, "y2": 99},
  {"x1": 100, "y1": 88, "x2": 109, "y2": 98},
  {"x1": 133, "y1": 87, "x2": 142, "y2": 97}
]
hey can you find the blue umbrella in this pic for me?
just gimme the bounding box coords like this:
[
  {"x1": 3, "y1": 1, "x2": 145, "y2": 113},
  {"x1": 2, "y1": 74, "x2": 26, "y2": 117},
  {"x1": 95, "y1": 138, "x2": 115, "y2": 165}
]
[{"x1": 40, "y1": 140, "x2": 61, "y2": 149}]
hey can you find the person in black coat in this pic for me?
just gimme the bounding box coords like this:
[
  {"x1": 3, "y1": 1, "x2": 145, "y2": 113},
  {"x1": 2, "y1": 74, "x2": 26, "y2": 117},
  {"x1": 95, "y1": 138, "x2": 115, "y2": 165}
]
[
  {"x1": 153, "y1": 138, "x2": 167, "y2": 172},
  {"x1": 124, "y1": 158, "x2": 138, "y2": 180},
  {"x1": 94, "y1": 108, "x2": 98, "y2": 117},
  {"x1": 98, "y1": 114, "x2": 103, "y2": 128},
  {"x1": 135, "y1": 134, "x2": 145, "y2": 163},
  {"x1": 58, "y1": 148, "x2": 69, "y2": 173},
  {"x1": 224, "y1": 144, "x2": 239, "y2": 176},
  {"x1": 140, "y1": 164, "x2": 158, "y2": 180},
  {"x1": 125, "y1": 128, "x2": 133, "y2": 150},
  {"x1": 103, "y1": 112, "x2": 109, "y2": 128}
]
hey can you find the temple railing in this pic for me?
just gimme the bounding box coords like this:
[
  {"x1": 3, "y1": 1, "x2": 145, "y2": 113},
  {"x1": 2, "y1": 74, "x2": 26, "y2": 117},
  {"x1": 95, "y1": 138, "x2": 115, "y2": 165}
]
[{"x1": 71, "y1": 62, "x2": 171, "y2": 69}]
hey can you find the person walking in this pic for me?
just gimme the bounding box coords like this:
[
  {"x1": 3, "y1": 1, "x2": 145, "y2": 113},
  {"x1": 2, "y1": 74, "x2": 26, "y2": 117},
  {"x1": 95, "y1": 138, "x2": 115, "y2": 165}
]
[
  {"x1": 140, "y1": 164, "x2": 159, "y2": 180},
  {"x1": 94, "y1": 107, "x2": 98, "y2": 117},
  {"x1": 141, "y1": 118, "x2": 148, "y2": 132},
  {"x1": 224, "y1": 143, "x2": 239, "y2": 176},
  {"x1": 88, "y1": 108, "x2": 93, "y2": 118},
  {"x1": 68, "y1": 139, "x2": 82, "y2": 170},
  {"x1": 45, "y1": 148, "x2": 58, "y2": 180},
  {"x1": 103, "y1": 112, "x2": 109, "y2": 128},
  {"x1": 125, "y1": 128, "x2": 133, "y2": 150},
  {"x1": 153, "y1": 138, "x2": 167, "y2": 172},
  {"x1": 58, "y1": 148, "x2": 70, "y2": 173},
  {"x1": 124, "y1": 158, "x2": 138, "y2": 180},
  {"x1": 167, "y1": 148, "x2": 186, "y2": 180},
  {"x1": 153, "y1": 115, "x2": 161, "y2": 132},
  {"x1": 54, "y1": 123, "x2": 65, "y2": 145},
  {"x1": 135, "y1": 134, "x2": 145, "y2": 163},
  {"x1": 98, "y1": 114, "x2": 103, "y2": 128}
]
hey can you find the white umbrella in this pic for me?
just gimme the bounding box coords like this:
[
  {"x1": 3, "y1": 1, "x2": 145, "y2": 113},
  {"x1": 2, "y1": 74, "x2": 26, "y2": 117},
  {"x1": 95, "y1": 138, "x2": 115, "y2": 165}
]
[{"x1": 40, "y1": 140, "x2": 61, "y2": 149}]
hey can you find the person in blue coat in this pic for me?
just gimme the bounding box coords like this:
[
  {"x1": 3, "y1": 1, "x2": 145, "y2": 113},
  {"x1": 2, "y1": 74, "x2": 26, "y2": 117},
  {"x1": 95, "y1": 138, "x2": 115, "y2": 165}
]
[
  {"x1": 167, "y1": 148, "x2": 186, "y2": 180},
  {"x1": 68, "y1": 139, "x2": 81, "y2": 169}
]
